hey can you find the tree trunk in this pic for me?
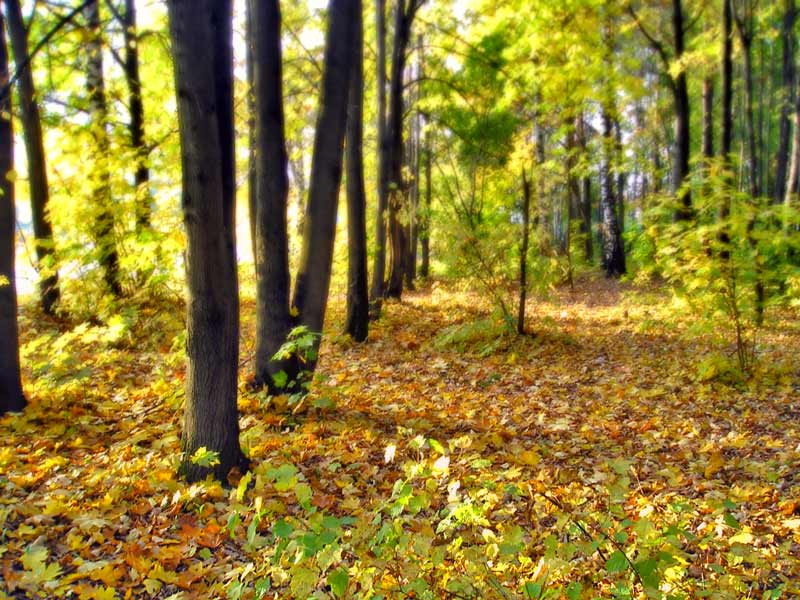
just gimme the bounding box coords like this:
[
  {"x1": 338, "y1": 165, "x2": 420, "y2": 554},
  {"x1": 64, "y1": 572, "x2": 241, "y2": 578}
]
[
  {"x1": 517, "y1": 169, "x2": 531, "y2": 335},
  {"x1": 246, "y1": 0, "x2": 257, "y2": 268},
  {"x1": 601, "y1": 110, "x2": 625, "y2": 277},
  {"x1": 672, "y1": 0, "x2": 692, "y2": 220},
  {"x1": 121, "y1": 0, "x2": 150, "y2": 232},
  {"x1": 736, "y1": 24, "x2": 759, "y2": 199},
  {"x1": 167, "y1": 0, "x2": 245, "y2": 483},
  {"x1": 420, "y1": 123, "x2": 431, "y2": 277},
  {"x1": 577, "y1": 114, "x2": 592, "y2": 262},
  {"x1": 385, "y1": 0, "x2": 415, "y2": 299},
  {"x1": 344, "y1": 0, "x2": 369, "y2": 342},
  {"x1": 777, "y1": 0, "x2": 796, "y2": 205},
  {"x1": 405, "y1": 92, "x2": 420, "y2": 290},
  {"x1": 369, "y1": 0, "x2": 388, "y2": 318},
  {"x1": 4, "y1": 0, "x2": 59, "y2": 315},
  {"x1": 252, "y1": 0, "x2": 294, "y2": 389},
  {"x1": 85, "y1": 0, "x2": 121, "y2": 297},
  {"x1": 292, "y1": 0, "x2": 356, "y2": 344},
  {"x1": 0, "y1": 13, "x2": 25, "y2": 414},
  {"x1": 786, "y1": 75, "x2": 800, "y2": 210},
  {"x1": 702, "y1": 76, "x2": 714, "y2": 160}
]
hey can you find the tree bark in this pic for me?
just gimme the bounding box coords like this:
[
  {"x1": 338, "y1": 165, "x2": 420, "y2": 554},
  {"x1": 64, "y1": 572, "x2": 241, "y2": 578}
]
[
  {"x1": 85, "y1": 0, "x2": 121, "y2": 297},
  {"x1": 420, "y1": 122, "x2": 431, "y2": 277},
  {"x1": 776, "y1": 0, "x2": 796, "y2": 205},
  {"x1": 246, "y1": 0, "x2": 257, "y2": 269},
  {"x1": 734, "y1": 13, "x2": 760, "y2": 199},
  {"x1": 4, "y1": 0, "x2": 59, "y2": 315},
  {"x1": 252, "y1": 0, "x2": 294, "y2": 389},
  {"x1": 0, "y1": 13, "x2": 25, "y2": 414},
  {"x1": 601, "y1": 112, "x2": 625, "y2": 277},
  {"x1": 121, "y1": 0, "x2": 150, "y2": 232},
  {"x1": 672, "y1": 0, "x2": 692, "y2": 220},
  {"x1": 577, "y1": 114, "x2": 592, "y2": 262},
  {"x1": 385, "y1": 0, "x2": 420, "y2": 299},
  {"x1": 702, "y1": 76, "x2": 714, "y2": 160},
  {"x1": 292, "y1": 0, "x2": 356, "y2": 343},
  {"x1": 369, "y1": 0, "x2": 388, "y2": 318},
  {"x1": 517, "y1": 169, "x2": 531, "y2": 335},
  {"x1": 167, "y1": 0, "x2": 245, "y2": 483},
  {"x1": 344, "y1": 0, "x2": 369, "y2": 342}
]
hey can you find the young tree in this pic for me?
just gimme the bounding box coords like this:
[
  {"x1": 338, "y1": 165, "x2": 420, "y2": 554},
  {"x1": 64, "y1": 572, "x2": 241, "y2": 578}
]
[
  {"x1": 3, "y1": 0, "x2": 60, "y2": 315},
  {"x1": 167, "y1": 0, "x2": 245, "y2": 482},
  {"x1": 517, "y1": 168, "x2": 531, "y2": 334},
  {"x1": 0, "y1": 13, "x2": 25, "y2": 414},
  {"x1": 776, "y1": 0, "x2": 796, "y2": 205},
  {"x1": 344, "y1": 0, "x2": 369, "y2": 342},
  {"x1": 85, "y1": 0, "x2": 122, "y2": 296}
]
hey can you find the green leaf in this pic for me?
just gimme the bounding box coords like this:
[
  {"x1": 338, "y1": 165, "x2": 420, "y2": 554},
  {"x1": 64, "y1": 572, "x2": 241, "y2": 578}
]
[
  {"x1": 327, "y1": 568, "x2": 349, "y2": 598},
  {"x1": 289, "y1": 566, "x2": 318, "y2": 599},
  {"x1": 295, "y1": 482, "x2": 313, "y2": 511},
  {"x1": 605, "y1": 550, "x2": 629, "y2": 574},
  {"x1": 272, "y1": 518, "x2": 293, "y2": 538},
  {"x1": 272, "y1": 370, "x2": 288, "y2": 389},
  {"x1": 267, "y1": 463, "x2": 297, "y2": 492},
  {"x1": 189, "y1": 446, "x2": 220, "y2": 468},
  {"x1": 428, "y1": 438, "x2": 447, "y2": 455},
  {"x1": 566, "y1": 581, "x2": 582, "y2": 600},
  {"x1": 254, "y1": 577, "x2": 272, "y2": 599},
  {"x1": 524, "y1": 581, "x2": 543, "y2": 599}
]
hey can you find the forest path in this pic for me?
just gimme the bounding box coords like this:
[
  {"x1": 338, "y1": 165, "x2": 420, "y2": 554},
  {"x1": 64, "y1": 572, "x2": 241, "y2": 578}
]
[{"x1": 2, "y1": 276, "x2": 799, "y2": 597}]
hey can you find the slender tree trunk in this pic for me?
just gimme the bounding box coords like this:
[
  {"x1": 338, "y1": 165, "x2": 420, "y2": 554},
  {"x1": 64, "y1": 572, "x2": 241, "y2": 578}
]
[
  {"x1": 420, "y1": 124, "x2": 431, "y2": 277},
  {"x1": 719, "y1": 0, "x2": 734, "y2": 255},
  {"x1": 369, "y1": 0, "x2": 388, "y2": 318},
  {"x1": 405, "y1": 86, "x2": 420, "y2": 290},
  {"x1": 517, "y1": 169, "x2": 531, "y2": 335},
  {"x1": 246, "y1": 0, "x2": 257, "y2": 268},
  {"x1": 121, "y1": 0, "x2": 150, "y2": 232},
  {"x1": 385, "y1": 0, "x2": 417, "y2": 299},
  {"x1": 776, "y1": 0, "x2": 796, "y2": 204},
  {"x1": 344, "y1": 0, "x2": 369, "y2": 342},
  {"x1": 601, "y1": 110, "x2": 626, "y2": 277},
  {"x1": 672, "y1": 0, "x2": 692, "y2": 220},
  {"x1": 578, "y1": 114, "x2": 592, "y2": 262},
  {"x1": 534, "y1": 110, "x2": 548, "y2": 252},
  {"x1": 252, "y1": 0, "x2": 294, "y2": 389},
  {"x1": 86, "y1": 0, "x2": 122, "y2": 297},
  {"x1": 703, "y1": 76, "x2": 714, "y2": 159},
  {"x1": 168, "y1": 0, "x2": 245, "y2": 482},
  {"x1": 736, "y1": 26, "x2": 759, "y2": 199},
  {"x1": 786, "y1": 75, "x2": 800, "y2": 210},
  {"x1": 4, "y1": 0, "x2": 59, "y2": 315},
  {"x1": 0, "y1": 13, "x2": 25, "y2": 414},
  {"x1": 292, "y1": 0, "x2": 356, "y2": 345}
]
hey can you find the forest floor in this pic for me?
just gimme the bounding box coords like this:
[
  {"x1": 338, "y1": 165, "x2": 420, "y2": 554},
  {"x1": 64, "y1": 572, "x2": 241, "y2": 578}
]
[{"x1": 2, "y1": 275, "x2": 800, "y2": 599}]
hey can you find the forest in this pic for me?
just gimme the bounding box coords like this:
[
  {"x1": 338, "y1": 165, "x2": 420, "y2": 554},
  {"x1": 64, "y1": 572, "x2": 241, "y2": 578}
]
[{"x1": 1, "y1": 0, "x2": 799, "y2": 597}]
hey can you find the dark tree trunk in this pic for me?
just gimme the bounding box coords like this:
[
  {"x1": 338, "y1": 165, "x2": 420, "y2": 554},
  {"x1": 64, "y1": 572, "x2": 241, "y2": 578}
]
[
  {"x1": 517, "y1": 169, "x2": 531, "y2": 335},
  {"x1": 0, "y1": 13, "x2": 25, "y2": 414},
  {"x1": 420, "y1": 124, "x2": 431, "y2": 277},
  {"x1": 722, "y1": 0, "x2": 734, "y2": 162},
  {"x1": 369, "y1": 0, "x2": 388, "y2": 318},
  {"x1": 702, "y1": 76, "x2": 714, "y2": 160},
  {"x1": 735, "y1": 17, "x2": 759, "y2": 199},
  {"x1": 292, "y1": 0, "x2": 356, "y2": 344},
  {"x1": 776, "y1": 0, "x2": 796, "y2": 205},
  {"x1": 4, "y1": 0, "x2": 59, "y2": 315},
  {"x1": 672, "y1": 0, "x2": 692, "y2": 220},
  {"x1": 405, "y1": 92, "x2": 420, "y2": 290},
  {"x1": 121, "y1": 0, "x2": 150, "y2": 232},
  {"x1": 601, "y1": 110, "x2": 626, "y2": 277},
  {"x1": 252, "y1": 0, "x2": 294, "y2": 389},
  {"x1": 344, "y1": 0, "x2": 369, "y2": 342},
  {"x1": 86, "y1": 0, "x2": 122, "y2": 297},
  {"x1": 385, "y1": 0, "x2": 419, "y2": 299},
  {"x1": 167, "y1": 0, "x2": 245, "y2": 483},
  {"x1": 577, "y1": 114, "x2": 592, "y2": 262},
  {"x1": 246, "y1": 0, "x2": 257, "y2": 268}
]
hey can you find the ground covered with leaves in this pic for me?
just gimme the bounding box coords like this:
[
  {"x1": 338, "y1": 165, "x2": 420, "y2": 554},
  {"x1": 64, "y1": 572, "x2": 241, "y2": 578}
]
[{"x1": 2, "y1": 276, "x2": 799, "y2": 599}]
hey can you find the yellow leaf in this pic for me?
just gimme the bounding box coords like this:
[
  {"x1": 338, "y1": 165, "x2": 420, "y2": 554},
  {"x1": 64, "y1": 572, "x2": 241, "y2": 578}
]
[
  {"x1": 519, "y1": 449, "x2": 541, "y2": 466},
  {"x1": 703, "y1": 451, "x2": 725, "y2": 479}
]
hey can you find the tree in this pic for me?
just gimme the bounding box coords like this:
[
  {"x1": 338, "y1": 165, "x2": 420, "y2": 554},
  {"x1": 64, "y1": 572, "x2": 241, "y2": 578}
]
[
  {"x1": 3, "y1": 0, "x2": 59, "y2": 315},
  {"x1": 776, "y1": 0, "x2": 796, "y2": 205},
  {"x1": 629, "y1": 0, "x2": 693, "y2": 220},
  {"x1": 369, "y1": 0, "x2": 388, "y2": 318},
  {"x1": 252, "y1": 0, "x2": 293, "y2": 389},
  {"x1": 0, "y1": 11, "x2": 25, "y2": 414},
  {"x1": 85, "y1": 0, "x2": 122, "y2": 296},
  {"x1": 517, "y1": 168, "x2": 531, "y2": 334},
  {"x1": 253, "y1": 0, "x2": 356, "y2": 387},
  {"x1": 166, "y1": 0, "x2": 245, "y2": 482},
  {"x1": 385, "y1": 0, "x2": 426, "y2": 299},
  {"x1": 344, "y1": 0, "x2": 369, "y2": 342}
]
